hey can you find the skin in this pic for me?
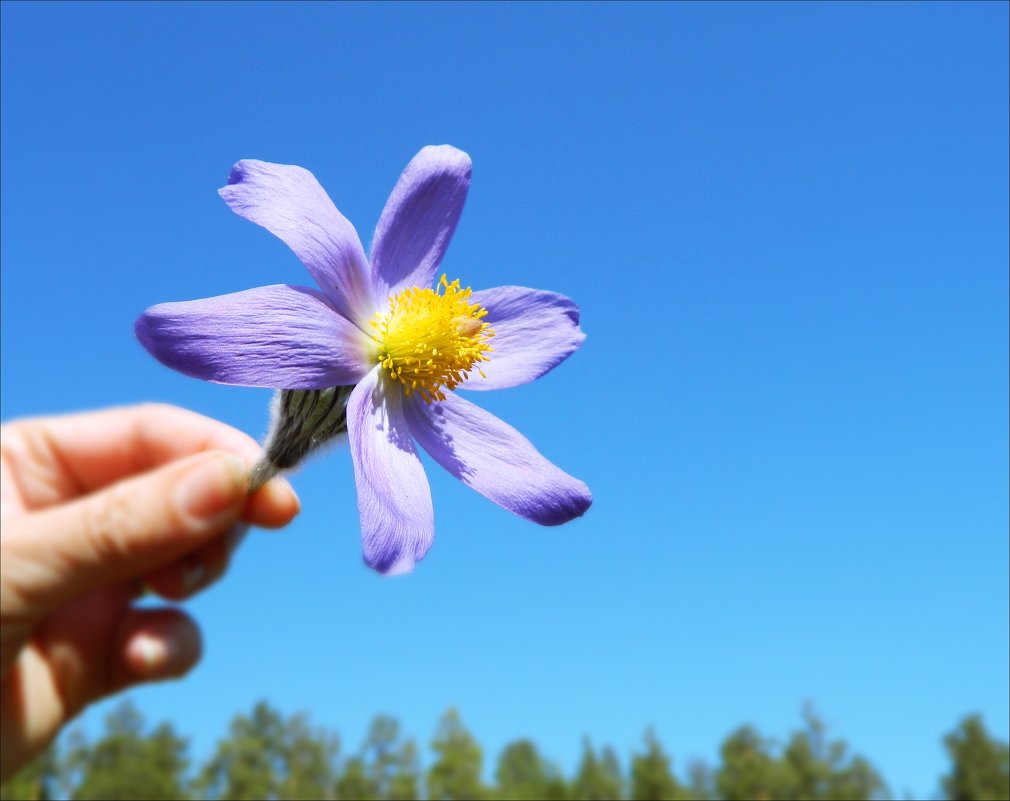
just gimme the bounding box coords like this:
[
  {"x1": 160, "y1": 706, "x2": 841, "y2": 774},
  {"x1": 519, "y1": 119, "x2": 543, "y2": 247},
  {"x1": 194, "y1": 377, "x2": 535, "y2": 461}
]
[{"x1": 0, "y1": 404, "x2": 300, "y2": 781}]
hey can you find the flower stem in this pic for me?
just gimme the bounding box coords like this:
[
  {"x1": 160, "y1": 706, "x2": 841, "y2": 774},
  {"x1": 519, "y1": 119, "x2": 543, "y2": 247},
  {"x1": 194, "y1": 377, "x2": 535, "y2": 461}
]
[
  {"x1": 247, "y1": 385, "x2": 354, "y2": 494},
  {"x1": 248, "y1": 460, "x2": 279, "y2": 494}
]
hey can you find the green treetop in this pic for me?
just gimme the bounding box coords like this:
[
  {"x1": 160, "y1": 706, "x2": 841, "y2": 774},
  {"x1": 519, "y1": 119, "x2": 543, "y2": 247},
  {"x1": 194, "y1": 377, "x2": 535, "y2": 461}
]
[
  {"x1": 427, "y1": 708, "x2": 486, "y2": 801},
  {"x1": 63, "y1": 701, "x2": 188, "y2": 801},
  {"x1": 572, "y1": 739, "x2": 624, "y2": 801},
  {"x1": 197, "y1": 701, "x2": 338, "y2": 801},
  {"x1": 941, "y1": 715, "x2": 1010, "y2": 801},
  {"x1": 630, "y1": 729, "x2": 689, "y2": 801}
]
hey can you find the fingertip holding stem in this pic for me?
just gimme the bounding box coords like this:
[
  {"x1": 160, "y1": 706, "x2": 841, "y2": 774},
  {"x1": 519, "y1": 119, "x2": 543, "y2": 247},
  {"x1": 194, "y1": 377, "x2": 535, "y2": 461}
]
[
  {"x1": 244, "y1": 467, "x2": 301, "y2": 528},
  {"x1": 174, "y1": 452, "x2": 248, "y2": 529}
]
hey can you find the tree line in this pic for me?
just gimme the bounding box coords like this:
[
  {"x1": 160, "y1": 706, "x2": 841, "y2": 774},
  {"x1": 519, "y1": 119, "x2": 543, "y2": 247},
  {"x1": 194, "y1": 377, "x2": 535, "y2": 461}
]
[{"x1": 2, "y1": 701, "x2": 1007, "y2": 801}]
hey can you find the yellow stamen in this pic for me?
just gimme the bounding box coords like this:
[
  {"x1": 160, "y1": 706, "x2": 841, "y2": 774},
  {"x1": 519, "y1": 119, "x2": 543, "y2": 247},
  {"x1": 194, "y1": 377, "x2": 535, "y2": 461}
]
[{"x1": 370, "y1": 275, "x2": 494, "y2": 403}]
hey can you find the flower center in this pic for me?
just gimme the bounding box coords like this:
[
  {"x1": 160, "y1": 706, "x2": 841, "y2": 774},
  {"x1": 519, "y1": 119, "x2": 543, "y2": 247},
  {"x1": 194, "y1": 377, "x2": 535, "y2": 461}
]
[{"x1": 369, "y1": 275, "x2": 494, "y2": 402}]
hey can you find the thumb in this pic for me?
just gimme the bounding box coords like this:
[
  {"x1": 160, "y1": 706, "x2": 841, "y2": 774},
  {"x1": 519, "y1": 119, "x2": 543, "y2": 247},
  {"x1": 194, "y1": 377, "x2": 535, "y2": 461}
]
[{"x1": 2, "y1": 451, "x2": 247, "y2": 616}]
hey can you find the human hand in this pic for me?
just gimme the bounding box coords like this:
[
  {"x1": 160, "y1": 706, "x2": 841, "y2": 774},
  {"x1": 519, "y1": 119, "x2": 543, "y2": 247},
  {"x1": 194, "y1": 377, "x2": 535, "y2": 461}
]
[{"x1": 0, "y1": 404, "x2": 300, "y2": 780}]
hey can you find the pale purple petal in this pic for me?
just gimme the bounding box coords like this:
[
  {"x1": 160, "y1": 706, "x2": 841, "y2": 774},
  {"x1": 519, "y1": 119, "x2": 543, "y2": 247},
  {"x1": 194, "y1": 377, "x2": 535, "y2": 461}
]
[
  {"x1": 370, "y1": 145, "x2": 471, "y2": 300},
  {"x1": 459, "y1": 286, "x2": 586, "y2": 391},
  {"x1": 219, "y1": 160, "x2": 378, "y2": 326},
  {"x1": 404, "y1": 392, "x2": 592, "y2": 525},
  {"x1": 347, "y1": 367, "x2": 434, "y2": 574},
  {"x1": 135, "y1": 285, "x2": 371, "y2": 389}
]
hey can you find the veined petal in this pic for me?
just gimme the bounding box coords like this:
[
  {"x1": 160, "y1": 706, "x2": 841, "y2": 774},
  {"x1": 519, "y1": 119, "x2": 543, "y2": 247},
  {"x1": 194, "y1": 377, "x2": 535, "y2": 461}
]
[
  {"x1": 135, "y1": 285, "x2": 371, "y2": 389},
  {"x1": 219, "y1": 160, "x2": 377, "y2": 326},
  {"x1": 370, "y1": 145, "x2": 471, "y2": 300},
  {"x1": 347, "y1": 367, "x2": 434, "y2": 574},
  {"x1": 459, "y1": 286, "x2": 586, "y2": 391},
  {"x1": 404, "y1": 392, "x2": 592, "y2": 526}
]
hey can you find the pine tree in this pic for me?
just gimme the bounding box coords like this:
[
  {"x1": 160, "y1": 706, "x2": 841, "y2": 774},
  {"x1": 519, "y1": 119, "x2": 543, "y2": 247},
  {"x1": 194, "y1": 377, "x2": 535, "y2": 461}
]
[
  {"x1": 715, "y1": 725, "x2": 782, "y2": 801},
  {"x1": 496, "y1": 739, "x2": 562, "y2": 800},
  {"x1": 64, "y1": 701, "x2": 188, "y2": 801},
  {"x1": 629, "y1": 729, "x2": 685, "y2": 801},
  {"x1": 941, "y1": 715, "x2": 1010, "y2": 801},
  {"x1": 427, "y1": 709, "x2": 486, "y2": 800},
  {"x1": 779, "y1": 708, "x2": 886, "y2": 800},
  {"x1": 197, "y1": 701, "x2": 337, "y2": 800},
  {"x1": 572, "y1": 739, "x2": 623, "y2": 800}
]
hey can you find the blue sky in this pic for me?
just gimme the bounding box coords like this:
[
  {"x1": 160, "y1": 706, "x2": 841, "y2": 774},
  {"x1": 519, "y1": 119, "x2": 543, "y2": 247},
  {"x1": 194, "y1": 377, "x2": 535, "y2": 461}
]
[{"x1": 2, "y1": 1, "x2": 1007, "y2": 796}]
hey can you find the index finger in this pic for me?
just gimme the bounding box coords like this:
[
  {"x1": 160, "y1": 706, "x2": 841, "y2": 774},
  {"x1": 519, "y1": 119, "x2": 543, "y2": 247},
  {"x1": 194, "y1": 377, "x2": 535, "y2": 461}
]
[{"x1": 1, "y1": 403, "x2": 297, "y2": 526}]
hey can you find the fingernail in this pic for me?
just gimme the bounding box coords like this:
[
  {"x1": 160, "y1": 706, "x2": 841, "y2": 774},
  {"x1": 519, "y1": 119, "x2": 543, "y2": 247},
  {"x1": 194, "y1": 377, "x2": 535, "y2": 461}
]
[
  {"x1": 131, "y1": 625, "x2": 198, "y2": 676},
  {"x1": 134, "y1": 633, "x2": 171, "y2": 671},
  {"x1": 175, "y1": 454, "x2": 246, "y2": 528},
  {"x1": 224, "y1": 522, "x2": 250, "y2": 554}
]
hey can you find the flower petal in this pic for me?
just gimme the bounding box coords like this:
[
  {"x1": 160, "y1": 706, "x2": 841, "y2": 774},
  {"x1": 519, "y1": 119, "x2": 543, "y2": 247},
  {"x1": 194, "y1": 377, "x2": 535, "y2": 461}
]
[
  {"x1": 135, "y1": 285, "x2": 370, "y2": 389},
  {"x1": 219, "y1": 160, "x2": 377, "y2": 326},
  {"x1": 404, "y1": 392, "x2": 592, "y2": 526},
  {"x1": 370, "y1": 145, "x2": 472, "y2": 300},
  {"x1": 347, "y1": 367, "x2": 434, "y2": 574},
  {"x1": 460, "y1": 286, "x2": 586, "y2": 391}
]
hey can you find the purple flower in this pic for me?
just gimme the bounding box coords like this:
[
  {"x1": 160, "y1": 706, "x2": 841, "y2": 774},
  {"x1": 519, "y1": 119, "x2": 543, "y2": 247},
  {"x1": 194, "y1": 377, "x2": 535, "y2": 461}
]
[{"x1": 136, "y1": 146, "x2": 591, "y2": 574}]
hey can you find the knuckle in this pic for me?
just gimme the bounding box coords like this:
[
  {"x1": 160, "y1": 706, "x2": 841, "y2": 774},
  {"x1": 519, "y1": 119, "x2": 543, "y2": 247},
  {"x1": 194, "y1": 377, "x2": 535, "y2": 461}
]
[
  {"x1": 139, "y1": 401, "x2": 177, "y2": 416},
  {"x1": 82, "y1": 485, "x2": 144, "y2": 562},
  {"x1": 137, "y1": 402, "x2": 191, "y2": 435},
  {"x1": 136, "y1": 402, "x2": 188, "y2": 439}
]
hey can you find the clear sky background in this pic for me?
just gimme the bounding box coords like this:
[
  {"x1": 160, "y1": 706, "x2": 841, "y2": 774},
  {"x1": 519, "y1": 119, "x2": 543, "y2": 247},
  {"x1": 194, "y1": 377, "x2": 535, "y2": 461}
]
[{"x1": 2, "y1": 1, "x2": 1008, "y2": 797}]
